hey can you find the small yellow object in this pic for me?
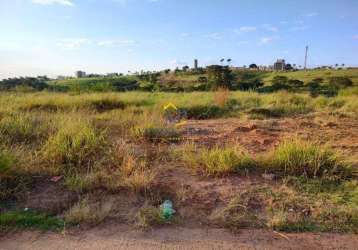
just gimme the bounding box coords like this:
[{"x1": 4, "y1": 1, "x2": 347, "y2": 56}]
[
  {"x1": 163, "y1": 102, "x2": 178, "y2": 111},
  {"x1": 175, "y1": 120, "x2": 187, "y2": 128}
]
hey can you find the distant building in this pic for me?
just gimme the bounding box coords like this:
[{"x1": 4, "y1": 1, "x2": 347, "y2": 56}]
[
  {"x1": 258, "y1": 65, "x2": 273, "y2": 71},
  {"x1": 107, "y1": 73, "x2": 119, "y2": 77},
  {"x1": 273, "y1": 59, "x2": 286, "y2": 71},
  {"x1": 57, "y1": 76, "x2": 71, "y2": 80},
  {"x1": 194, "y1": 59, "x2": 198, "y2": 70},
  {"x1": 75, "y1": 71, "x2": 86, "y2": 78}
]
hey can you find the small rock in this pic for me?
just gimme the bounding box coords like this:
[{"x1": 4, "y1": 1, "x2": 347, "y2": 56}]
[
  {"x1": 262, "y1": 173, "x2": 275, "y2": 181},
  {"x1": 50, "y1": 176, "x2": 63, "y2": 183}
]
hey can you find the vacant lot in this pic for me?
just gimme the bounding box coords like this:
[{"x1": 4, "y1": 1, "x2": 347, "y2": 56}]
[{"x1": 1, "y1": 90, "x2": 357, "y2": 248}]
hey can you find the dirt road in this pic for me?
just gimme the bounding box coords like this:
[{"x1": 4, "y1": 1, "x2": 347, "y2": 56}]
[{"x1": 1, "y1": 225, "x2": 357, "y2": 250}]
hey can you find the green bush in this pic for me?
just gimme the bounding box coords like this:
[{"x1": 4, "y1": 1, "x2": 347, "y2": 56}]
[
  {"x1": 183, "y1": 105, "x2": 224, "y2": 119},
  {"x1": 329, "y1": 77, "x2": 353, "y2": 88}
]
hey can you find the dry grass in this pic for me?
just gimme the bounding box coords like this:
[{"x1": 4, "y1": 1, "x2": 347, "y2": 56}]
[
  {"x1": 0, "y1": 91, "x2": 357, "y2": 233},
  {"x1": 64, "y1": 197, "x2": 114, "y2": 225},
  {"x1": 214, "y1": 87, "x2": 230, "y2": 108}
]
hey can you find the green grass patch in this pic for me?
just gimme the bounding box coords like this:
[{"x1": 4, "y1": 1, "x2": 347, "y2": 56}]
[
  {"x1": 182, "y1": 144, "x2": 255, "y2": 176},
  {"x1": 0, "y1": 210, "x2": 64, "y2": 231},
  {"x1": 0, "y1": 113, "x2": 48, "y2": 144},
  {"x1": 263, "y1": 140, "x2": 352, "y2": 179},
  {"x1": 42, "y1": 117, "x2": 106, "y2": 173}
]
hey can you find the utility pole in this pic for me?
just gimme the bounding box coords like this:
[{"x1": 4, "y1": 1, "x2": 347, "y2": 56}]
[{"x1": 304, "y1": 46, "x2": 309, "y2": 70}]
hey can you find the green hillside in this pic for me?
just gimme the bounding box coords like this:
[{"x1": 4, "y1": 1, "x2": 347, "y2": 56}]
[{"x1": 261, "y1": 69, "x2": 358, "y2": 85}]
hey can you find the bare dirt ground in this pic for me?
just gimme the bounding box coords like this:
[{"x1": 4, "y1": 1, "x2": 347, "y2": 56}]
[
  {"x1": 182, "y1": 115, "x2": 358, "y2": 158},
  {"x1": 1, "y1": 225, "x2": 358, "y2": 250},
  {"x1": 2, "y1": 114, "x2": 358, "y2": 250}
]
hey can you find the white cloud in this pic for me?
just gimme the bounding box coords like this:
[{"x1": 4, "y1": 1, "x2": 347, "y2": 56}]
[
  {"x1": 205, "y1": 33, "x2": 222, "y2": 40},
  {"x1": 259, "y1": 36, "x2": 279, "y2": 45},
  {"x1": 263, "y1": 24, "x2": 279, "y2": 32},
  {"x1": 170, "y1": 60, "x2": 188, "y2": 68},
  {"x1": 238, "y1": 41, "x2": 249, "y2": 45},
  {"x1": 56, "y1": 38, "x2": 90, "y2": 50},
  {"x1": 290, "y1": 25, "x2": 309, "y2": 31},
  {"x1": 239, "y1": 26, "x2": 257, "y2": 32},
  {"x1": 32, "y1": 0, "x2": 74, "y2": 6},
  {"x1": 97, "y1": 39, "x2": 136, "y2": 47},
  {"x1": 305, "y1": 12, "x2": 318, "y2": 17}
]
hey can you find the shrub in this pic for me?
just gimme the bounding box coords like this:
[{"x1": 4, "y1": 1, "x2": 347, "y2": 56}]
[
  {"x1": 271, "y1": 76, "x2": 290, "y2": 90},
  {"x1": 87, "y1": 99, "x2": 126, "y2": 112},
  {"x1": 236, "y1": 79, "x2": 263, "y2": 90},
  {"x1": 182, "y1": 144, "x2": 255, "y2": 176},
  {"x1": 329, "y1": 77, "x2": 353, "y2": 88},
  {"x1": 288, "y1": 79, "x2": 304, "y2": 88},
  {"x1": 263, "y1": 140, "x2": 352, "y2": 179},
  {"x1": 198, "y1": 76, "x2": 208, "y2": 83},
  {"x1": 184, "y1": 105, "x2": 224, "y2": 119}
]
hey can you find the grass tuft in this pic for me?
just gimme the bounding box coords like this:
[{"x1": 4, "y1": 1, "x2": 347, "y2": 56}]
[
  {"x1": 42, "y1": 117, "x2": 106, "y2": 173},
  {"x1": 210, "y1": 188, "x2": 266, "y2": 230},
  {"x1": 64, "y1": 197, "x2": 114, "y2": 225},
  {"x1": 182, "y1": 144, "x2": 255, "y2": 176},
  {"x1": 0, "y1": 113, "x2": 48, "y2": 144},
  {"x1": 263, "y1": 140, "x2": 352, "y2": 179},
  {"x1": 136, "y1": 205, "x2": 170, "y2": 229}
]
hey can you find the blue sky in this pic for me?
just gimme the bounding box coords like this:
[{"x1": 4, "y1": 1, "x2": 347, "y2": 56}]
[{"x1": 0, "y1": 0, "x2": 357, "y2": 78}]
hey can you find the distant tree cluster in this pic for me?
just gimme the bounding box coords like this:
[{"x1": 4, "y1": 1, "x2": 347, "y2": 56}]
[
  {"x1": 206, "y1": 65, "x2": 234, "y2": 90},
  {"x1": 0, "y1": 76, "x2": 49, "y2": 91}
]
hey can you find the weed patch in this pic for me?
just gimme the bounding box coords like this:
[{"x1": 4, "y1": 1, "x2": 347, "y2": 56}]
[
  {"x1": 86, "y1": 99, "x2": 126, "y2": 112},
  {"x1": 42, "y1": 118, "x2": 106, "y2": 173},
  {"x1": 0, "y1": 113, "x2": 48, "y2": 144},
  {"x1": 210, "y1": 188, "x2": 266, "y2": 230},
  {"x1": 0, "y1": 211, "x2": 64, "y2": 231},
  {"x1": 182, "y1": 144, "x2": 255, "y2": 176},
  {"x1": 136, "y1": 126, "x2": 181, "y2": 143},
  {"x1": 262, "y1": 140, "x2": 352, "y2": 179},
  {"x1": 64, "y1": 197, "x2": 114, "y2": 225},
  {"x1": 136, "y1": 205, "x2": 171, "y2": 228}
]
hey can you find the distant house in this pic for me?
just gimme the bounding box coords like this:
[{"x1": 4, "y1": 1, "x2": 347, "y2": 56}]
[
  {"x1": 274, "y1": 59, "x2": 286, "y2": 71},
  {"x1": 75, "y1": 71, "x2": 86, "y2": 78}
]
